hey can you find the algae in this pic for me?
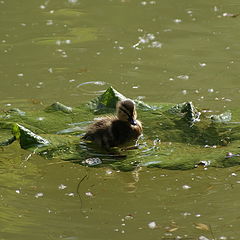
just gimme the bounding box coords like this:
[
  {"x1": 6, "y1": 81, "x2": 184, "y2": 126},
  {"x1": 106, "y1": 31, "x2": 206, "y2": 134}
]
[{"x1": 1, "y1": 87, "x2": 240, "y2": 171}]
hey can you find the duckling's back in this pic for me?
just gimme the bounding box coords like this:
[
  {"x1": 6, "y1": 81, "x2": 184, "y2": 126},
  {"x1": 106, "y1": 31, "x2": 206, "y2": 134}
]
[
  {"x1": 111, "y1": 120, "x2": 142, "y2": 146},
  {"x1": 83, "y1": 117, "x2": 142, "y2": 150},
  {"x1": 82, "y1": 117, "x2": 113, "y2": 147}
]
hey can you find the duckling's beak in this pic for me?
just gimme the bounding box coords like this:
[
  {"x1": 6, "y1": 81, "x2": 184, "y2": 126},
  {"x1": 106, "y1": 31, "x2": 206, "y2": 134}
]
[{"x1": 129, "y1": 118, "x2": 137, "y2": 125}]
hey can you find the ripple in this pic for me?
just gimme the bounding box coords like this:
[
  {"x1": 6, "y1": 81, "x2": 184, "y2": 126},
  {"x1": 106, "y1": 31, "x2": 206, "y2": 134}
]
[{"x1": 77, "y1": 81, "x2": 106, "y2": 87}]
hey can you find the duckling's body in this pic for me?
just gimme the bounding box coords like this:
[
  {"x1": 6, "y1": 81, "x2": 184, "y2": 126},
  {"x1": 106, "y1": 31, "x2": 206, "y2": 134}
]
[{"x1": 83, "y1": 99, "x2": 142, "y2": 150}]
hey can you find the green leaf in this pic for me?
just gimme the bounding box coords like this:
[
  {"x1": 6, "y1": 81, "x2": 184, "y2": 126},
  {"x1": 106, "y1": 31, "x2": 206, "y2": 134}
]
[
  {"x1": 1, "y1": 88, "x2": 240, "y2": 171},
  {"x1": 87, "y1": 86, "x2": 126, "y2": 112},
  {"x1": 45, "y1": 102, "x2": 73, "y2": 113},
  {"x1": 12, "y1": 124, "x2": 50, "y2": 149}
]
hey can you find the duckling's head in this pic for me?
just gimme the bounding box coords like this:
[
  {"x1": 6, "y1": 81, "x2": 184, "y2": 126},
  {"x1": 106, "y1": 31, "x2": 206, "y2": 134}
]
[{"x1": 116, "y1": 99, "x2": 137, "y2": 125}]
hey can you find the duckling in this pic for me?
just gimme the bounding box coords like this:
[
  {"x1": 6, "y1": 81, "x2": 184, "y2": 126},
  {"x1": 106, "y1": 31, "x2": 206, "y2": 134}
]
[{"x1": 83, "y1": 99, "x2": 142, "y2": 150}]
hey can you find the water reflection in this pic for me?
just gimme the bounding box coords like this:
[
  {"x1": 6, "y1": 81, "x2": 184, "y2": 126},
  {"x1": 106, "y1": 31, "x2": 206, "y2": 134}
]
[{"x1": 1, "y1": 141, "x2": 240, "y2": 239}]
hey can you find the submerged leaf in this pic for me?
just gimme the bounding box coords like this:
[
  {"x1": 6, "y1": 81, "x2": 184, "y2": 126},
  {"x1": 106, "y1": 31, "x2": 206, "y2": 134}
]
[
  {"x1": 8, "y1": 108, "x2": 26, "y2": 116},
  {"x1": 0, "y1": 136, "x2": 16, "y2": 146}
]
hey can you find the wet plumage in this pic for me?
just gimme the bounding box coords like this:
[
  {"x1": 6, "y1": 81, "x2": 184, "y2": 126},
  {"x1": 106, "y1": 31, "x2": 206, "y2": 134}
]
[{"x1": 83, "y1": 99, "x2": 142, "y2": 150}]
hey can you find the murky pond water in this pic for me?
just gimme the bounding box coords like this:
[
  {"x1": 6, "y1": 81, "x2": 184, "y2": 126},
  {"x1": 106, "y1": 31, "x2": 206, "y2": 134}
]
[{"x1": 1, "y1": 0, "x2": 240, "y2": 239}]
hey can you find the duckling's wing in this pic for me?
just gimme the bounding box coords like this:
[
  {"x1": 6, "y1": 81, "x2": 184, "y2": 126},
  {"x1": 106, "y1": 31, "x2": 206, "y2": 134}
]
[{"x1": 111, "y1": 120, "x2": 132, "y2": 145}]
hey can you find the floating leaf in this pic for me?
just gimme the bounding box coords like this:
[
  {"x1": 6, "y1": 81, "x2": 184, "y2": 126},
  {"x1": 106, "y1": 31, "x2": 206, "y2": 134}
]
[
  {"x1": 45, "y1": 102, "x2": 73, "y2": 114},
  {"x1": 1, "y1": 87, "x2": 240, "y2": 170},
  {"x1": 87, "y1": 86, "x2": 126, "y2": 112},
  {"x1": 12, "y1": 124, "x2": 50, "y2": 149},
  {"x1": 169, "y1": 102, "x2": 201, "y2": 126}
]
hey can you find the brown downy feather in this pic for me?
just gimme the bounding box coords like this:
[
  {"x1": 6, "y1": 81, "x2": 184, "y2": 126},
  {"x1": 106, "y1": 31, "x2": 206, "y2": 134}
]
[{"x1": 83, "y1": 99, "x2": 142, "y2": 150}]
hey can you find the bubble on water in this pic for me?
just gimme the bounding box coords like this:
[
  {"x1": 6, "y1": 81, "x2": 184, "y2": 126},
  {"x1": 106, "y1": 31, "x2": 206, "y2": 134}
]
[
  {"x1": 148, "y1": 221, "x2": 157, "y2": 229},
  {"x1": 199, "y1": 63, "x2": 206, "y2": 67},
  {"x1": 133, "y1": 32, "x2": 162, "y2": 50},
  {"x1": 182, "y1": 90, "x2": 187, "y2": 95},
  {"x1": 213, "y1": 6, "x2": 219, "y2": 12},
  {"x1": 48, "y1": 68, "x2": 53, "y2": 73},
  {"x1": 58, "y1": 184, "x2": 67, "y2": 190},
  {"x1": 37, "y1": 117, "x2": 45, "y2": 121},
  {"x1": 219, "y1": 237, "x2": 227, "y2": 240},
  {"x1": 56, "y1": 40, "x2": 61, "y2": 46},
  {"x1": 124, "y1": 214, "x2": 134, "y2": 220},
  {"x1": 177, "y1": 75, "x2": 189, "y2": 80},
  {"x1": 149, "y1": 41, "x2": 162, "y2": 48},
  {"x1": 65, "y1": 193, "x2": 75, "y2": 197},
  {"x1": 173, "y1": 19, "x2": 182, "y2": 23},
  {"x1": 147, "y1": 33, "x2": 155, "y2": 40},
  {"x1": 35, "y1": 192, "x2": 44, "y2": 198},
  {"x1": 105, "y1": 169, "x2": 113, "y2": 175},
  {"x1": 85, "y1": 192, "x2": 93, "y2": 197},
  {"x1": 182, "y1": 212, "x2": 191, "y2": 216},
  {"x1": 46, "y1": 20, "x2": 53, "y2": 26},
  {"x1": 199, "y1": 236, "x2": 210, "y2": 240},
  {"x1": 208, "y1": 88, "x2": 214, "y2": 93}
]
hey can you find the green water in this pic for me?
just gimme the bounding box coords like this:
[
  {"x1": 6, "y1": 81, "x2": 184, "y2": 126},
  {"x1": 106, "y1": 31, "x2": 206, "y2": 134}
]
[{"x1": 1, "y1": 0, "x2": 240, "y2": 239}]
